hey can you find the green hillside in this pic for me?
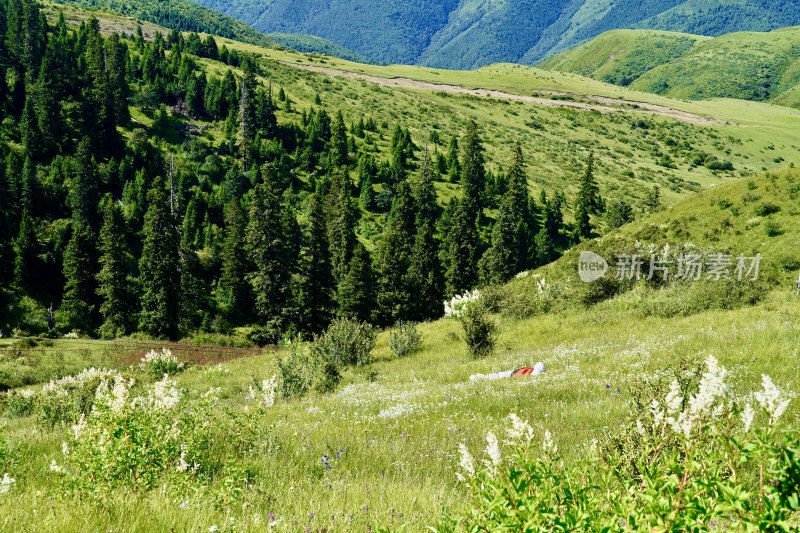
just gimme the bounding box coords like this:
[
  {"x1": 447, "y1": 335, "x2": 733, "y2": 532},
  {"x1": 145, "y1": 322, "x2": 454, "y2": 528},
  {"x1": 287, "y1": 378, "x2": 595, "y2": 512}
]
[{"x1": 541, "y1": 26, "x2": 800, "y2": 109}]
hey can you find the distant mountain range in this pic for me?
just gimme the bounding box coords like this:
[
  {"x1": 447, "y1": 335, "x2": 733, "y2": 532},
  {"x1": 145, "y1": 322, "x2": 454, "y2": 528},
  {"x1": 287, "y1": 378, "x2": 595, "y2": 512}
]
[{"x1": 187, "y1": 0, "x2": 800, "y2": 69}]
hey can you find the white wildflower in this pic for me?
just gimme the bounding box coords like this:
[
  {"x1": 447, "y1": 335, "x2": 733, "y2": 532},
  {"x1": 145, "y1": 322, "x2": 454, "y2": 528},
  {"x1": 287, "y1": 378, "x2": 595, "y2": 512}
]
[
  {"x1": 260, "y1": 376, "x2": 278, "y2": 408},
  {"x1": 689, "y1": 356, "x2": 729, "y2": 417},
  {"x1": 665, "y1": 380, "x2": 682, "y2": 415},
  {"x1": 443, "y1": 289, "x2": 481, "y2": 318},
  {"x1": 0, "y1": 473, "x2": 15, "y2": 495},
  {"x1": 506, "y1": 413, "x2": 534, "y2": 444},
  {"x1": 148, "y1": 375, "x2": 181, "y2": 411},
  {"x1": 176, "y1": 447, "x2": 190, "y2": 472},
  {"x1": 208, "y1": 526, "x2": 219, "y2": 532},
  {"x1": 49, "y1": 460, "x2": 63, "y2": 474},
  {"x1": 636, "y1": 419, "x2": 645, "y2": 436},
  {"x1": 543, "y1": 430, "x2": 557, "y2": 455},
  {"x1": 484, "y1": 432, "x2": 502, "y2": 477},
  {"x1": 754, "y1": 375, "x2": 790, "y2": 425},
  {"x1": 741, "y1": 402, "x2": 755, "y2": 432},
  {"x1": 457, "y1": 443, "x2": 475, "y2": 481},
  {"x1": 71, "y1": 414, "x2": 86, "y2": 440}
]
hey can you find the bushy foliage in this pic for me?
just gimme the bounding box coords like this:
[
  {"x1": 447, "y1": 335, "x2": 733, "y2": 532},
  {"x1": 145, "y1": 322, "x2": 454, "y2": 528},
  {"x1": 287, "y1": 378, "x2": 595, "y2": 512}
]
[
  {"x1": 314, "y1": 318, "x2": 377, "y2": 367},
  {"x1": 139, "y1": 348, "x2": 185, "y2": 377},
  {"x1": 36, "y1": 368, "x2": 121, "y2": 428},
  {"x1": 444, "y1": 357, "x2": 800, "y2": 531},
  {"x1": 276, "y1": 344, "x2": 341, "y2": 399},
  {"x1": 55, "y1": 375, "x2": 213, "y2": 494},
  {"x1": 459, "y1": 303, "x2": 497, "y2": 359},
  {"x1": 388, "y1": 321, "x2": 421, "y2": 358}
]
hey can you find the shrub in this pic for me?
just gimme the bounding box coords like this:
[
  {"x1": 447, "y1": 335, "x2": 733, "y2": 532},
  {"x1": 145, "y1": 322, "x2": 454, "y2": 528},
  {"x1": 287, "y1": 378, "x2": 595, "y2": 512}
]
[
  {"x1": 765, "y1": 220, "x2": 784, "y2": 237},
  {"x1": 389, "y1": 321, "x2": 422, "y2": 358},
  {"x1": 444, "y1": 289, "x2": 481, "y2": 319},
  {"x1": 36, "y1": 368, "x2": 120, "y2": 428},
  {"x1": 276, "y1": 344, "x2": 341, "y2": 399},
  {"x1": 459, "y1": 303, "x2": 497, "y2": 359},
  {"x1": 1, "y1": 390, "x2": 35, "y2": 418},
  {"x1": 444, "y1": 357, "x2": 799, "y2": 531},
  {"x1": 139, "y1": 348, "x2": 185, "y2": 377},
  {"x1": 315, "y1": 318, "x2": 377, "y2": 367},
  {"x1": 56, "y1": 375, "x2": 215, "y2": 494},
  {"x1": 755, "y1": 202, "x2": 781, "y2": 216}
]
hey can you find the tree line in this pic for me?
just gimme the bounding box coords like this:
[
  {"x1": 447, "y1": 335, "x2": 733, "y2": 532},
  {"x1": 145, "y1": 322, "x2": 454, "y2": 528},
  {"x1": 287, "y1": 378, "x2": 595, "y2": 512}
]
[{"x1": 0, "y1": 0, "x2": 621, "y2": 342}]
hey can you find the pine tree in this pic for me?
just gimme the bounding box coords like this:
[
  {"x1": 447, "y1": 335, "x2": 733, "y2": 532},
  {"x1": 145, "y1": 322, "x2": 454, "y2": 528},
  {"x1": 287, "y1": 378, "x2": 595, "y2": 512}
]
[
  {"x1": 97, "y1": 199, "x2": 133, "y2": 338},
  {"x1": 13, "y1": 208, "x2": 38, "y2": 295},
  {"x1": 61, "y1": 222, "x2": 97, "y2": 333},
  {"x1": 480, "y1": 144, "x2": 531, "y2": 283},
  {"x1": 408, "y1": 151, "x2": 443, "y2": 321},
  {"x1": 295, "y1": 193, "x2": 335, "y2": 334},
  {"x1": 375, "y1": 179, "x2": 416, "y2": 324},
  {"x1": 337, "y1": 240, "x2": 375, "y2": 323},
  {"x1": 460, "y1": 121, "x2": 486, "y2": 219},
  {"x1": 574, "y1": 153, "x2": 603, "y2": 241},
  {"x1": 330, "y1": 110, "x2": 349, "y2": 167},
  {"x1": 246, "y1": 168, "x2": 297, "y2": 327},
  {"x1": 217, "y1": 198, "x2": 250, "y2": 326},
  {"x1": 69, "y1": 138, "x2": 100, "y2": 227},
  {"x1": 139, "y1": 176, "x2": 180, "y2": 339},
  {"x1": 326, "y1": 170, "x2": 356, "y2": 287},
  {"x1": 445, "y1": 198, "x2": 480, "y2": 297}
]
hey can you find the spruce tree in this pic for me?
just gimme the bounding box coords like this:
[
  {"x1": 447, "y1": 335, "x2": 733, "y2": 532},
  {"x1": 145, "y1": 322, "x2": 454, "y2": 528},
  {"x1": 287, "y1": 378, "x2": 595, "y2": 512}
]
[
  {"x1": 217, "y1": 198, "x2": 250, "y2": 326},
  {"x1": 139, "y1": 176, "x2": 180, "y2": 339},
  {"x1": 97, "y1": 199, "x2": 133, "y2": 338},
  {"x1": 408, "y1": 153, "x2": 443, "y2": 321},
  {"x1": 61, "y1": 222, "x2": 96, "y2": 334},
  {"x1": 246, "y1": 168, "x2": 297, "y2": 327},
  {"x1": 460, "y1": 121, "x2": 486, "y2": 219},
  {"x1": 574, "y1": 153, "x2": 603, "y2": 241},
  {"x1": 445, "y1": 198, "x2": 480, "y2": 297},
  {"x1": 375, "y1": 179, "x2": 416, "y2": 324},
  {"x1": 330, "y1": 110, "x2": 349, "y2": 167},
  {"x1": 337, "y1": 240, "x2": 375, "y2": 323},
  {"x1": 480, "y1": 144, "x2": 531, "y2": 283},
  {"x1": 325, "y1": 170, "x2": 356, "y2": 286},
  {"x1": 295, "y1": 193, "x2": 335, "y2": 334}
]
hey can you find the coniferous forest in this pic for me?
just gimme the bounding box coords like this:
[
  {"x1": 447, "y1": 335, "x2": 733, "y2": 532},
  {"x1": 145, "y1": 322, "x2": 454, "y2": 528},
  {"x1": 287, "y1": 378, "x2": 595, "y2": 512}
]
[{"x1": 0, "y1": 0, "x2": 594, "y2": 342}]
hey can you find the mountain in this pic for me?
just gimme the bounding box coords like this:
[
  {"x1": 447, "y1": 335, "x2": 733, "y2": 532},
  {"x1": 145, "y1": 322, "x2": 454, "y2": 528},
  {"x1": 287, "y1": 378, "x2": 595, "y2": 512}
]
[
  {"x1": 540, "y1": 27, "x2": 800, "y2": 108},
  {"x1": 188, "y1": 0, "x2": 800, "y2": 69}
]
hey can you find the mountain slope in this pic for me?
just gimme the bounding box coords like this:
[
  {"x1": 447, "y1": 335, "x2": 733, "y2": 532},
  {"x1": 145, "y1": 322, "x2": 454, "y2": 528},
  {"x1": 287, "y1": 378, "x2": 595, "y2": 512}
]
[
  {"x1": 540, "y1": 27, "x2": 800, "y2": 108},
  {"x1": 189, "y1": 0, "x2": 800, "y2": 69}
]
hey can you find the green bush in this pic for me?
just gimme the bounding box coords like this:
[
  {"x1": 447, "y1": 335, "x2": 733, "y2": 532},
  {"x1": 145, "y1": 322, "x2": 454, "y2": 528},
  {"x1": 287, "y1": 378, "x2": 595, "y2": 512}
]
[
  {"x1": 389, "y1": 321, "x2": 421, "y2": 358},
  {"x1": 459, "y1": 304, "x2": 497, "y2": 359},
  {"x1": 755, "y1": 202, "x2": 781, "y2": 216},
  {"x1": 641, "y1": 278, "x2": 767, "y2": 318},
  {"x1": 36, "y1": 369, "x2": 120, "y2": 428},
  {"x1": 765, "y1": 220, "x2": 784, "y2": 237},
  {"x1": 139, "y1": 348, "x2": 185, "y2": 378},
  {"x1": 276, "y1": 344, "x2": 342, "y2": 399},
  {"x1": 315, "y1": 318, "x2": 377, "y2": 367},
  {"x1": 1, "y1": 390, "x2": 35, "y2": 419}
]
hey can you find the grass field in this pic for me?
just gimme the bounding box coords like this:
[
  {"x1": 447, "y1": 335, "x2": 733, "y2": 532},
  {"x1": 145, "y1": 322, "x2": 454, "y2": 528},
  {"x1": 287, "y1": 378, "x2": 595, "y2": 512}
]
[{"x1": 2, "y1": 168, "x2": 800, "y2": 530}]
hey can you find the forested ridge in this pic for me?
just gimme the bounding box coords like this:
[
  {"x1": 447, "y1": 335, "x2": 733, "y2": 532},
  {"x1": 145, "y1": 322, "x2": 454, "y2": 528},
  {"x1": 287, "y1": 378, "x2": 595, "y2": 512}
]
[
  {"x1": 0, "y1": 0, "x2": 620, "y2": 342},
  {"x1": 190, "y1": 0, "x2": 800, "y2": 69}
]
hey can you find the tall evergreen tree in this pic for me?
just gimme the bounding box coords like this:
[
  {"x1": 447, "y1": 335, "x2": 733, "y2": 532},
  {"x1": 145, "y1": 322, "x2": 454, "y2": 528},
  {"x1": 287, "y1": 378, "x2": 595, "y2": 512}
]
[
  {"x1": 217, "y1": 198, "x2": 250, "y2": 326},
  {"x1": 480, "y1": 144, "x2": 531, "y2": 283},
  {"x1": 295, "y1": 193, "x2": 335, "y2": 334},
  {"x1": 326, "y1": 170, "x2": 356, "y2": 287},
  {"x1": 408, "y1": 152, "x2": 443, "y2": 321},
  {"x1": 246, "y1": 168, "x2": 297, "y2": 327},
  {"x1": 138, "y1": 176, "x2": 180, "y2": 339},
  {"x1": 96, "y1": 199, "x2": 133, "y2": 338},
  {"x1": 61, "y1": 222, "x2": 96, "y2": 333},
  {"x1": 337, "y1": 240, "x2": 375, "y2": 323},
  {"x1": 445, "y1": 198, "x2": 480, "y2": 297},
  {"x1": 330, "y1": 110, "x2": 349, "y2": 167},
  {"x1": 375, "y1": 179, "x2": 416, "y2": 324},
  {"x1": 574, "y1": 153, "x2": 603, "y2": 241},
  {"x1": 460, "y1": 121, "x2": 486, "y2": 219}
]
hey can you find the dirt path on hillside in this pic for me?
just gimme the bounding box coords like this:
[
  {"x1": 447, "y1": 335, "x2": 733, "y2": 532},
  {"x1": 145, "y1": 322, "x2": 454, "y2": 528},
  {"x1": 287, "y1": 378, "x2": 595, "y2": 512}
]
[{"x1": 282, "y1": 62, "x2": 723, "y2": 126}]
